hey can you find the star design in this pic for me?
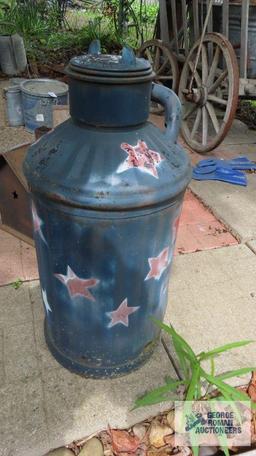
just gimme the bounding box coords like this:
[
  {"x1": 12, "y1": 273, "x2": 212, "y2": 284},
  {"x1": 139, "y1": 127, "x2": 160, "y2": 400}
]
[
  {"x1": 145, "y1": 247, "x2": 170, "y2": 281},
  {"x1": 117, "y1": 140, "x2": 164, "y2": 178},
  {"x1": 32, "y1": 203, "x2": 47, "y2": 244},
  {"x1": 55, "y1": 266, "x2": 99, "y2": 301},
  {"x1": 106, "y1": 298, "x2": 139, "y2": 328},
  {"x1": 42, "y1": 288, "x2": 52, "y2": 314}
]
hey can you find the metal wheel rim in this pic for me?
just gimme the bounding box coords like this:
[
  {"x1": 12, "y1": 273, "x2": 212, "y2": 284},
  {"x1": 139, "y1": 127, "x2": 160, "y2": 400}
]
[{"x1": 178, "y1": 33, "x2": 239, "y2": 154}]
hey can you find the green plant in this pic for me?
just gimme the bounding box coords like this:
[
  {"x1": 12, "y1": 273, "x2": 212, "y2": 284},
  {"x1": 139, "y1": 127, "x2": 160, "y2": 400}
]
[
  {"x1": 102, "y1": 0, "x2": 158, "y2": 47},
  {"x1": 11, "y1": 278, "x2": 23, "y2": 290},
  {"x1": 135, "y1": 318, "x2": 256, "y2": 455}
]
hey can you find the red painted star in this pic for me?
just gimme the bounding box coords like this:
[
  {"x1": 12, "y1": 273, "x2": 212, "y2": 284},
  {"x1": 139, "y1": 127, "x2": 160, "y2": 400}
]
[
  {"x1": 32, "y1": 202, "x2": 47, "y2": 244},
  {"x1": 55, "y1": 266, "x2": 99, "y2": 301},
  {"x1": 106, "y1": 298, "x2": 139, "y2": 328},
  {"x1": 117, "y1": 140, "x2": 164, "y2": 178},
  {"x1": 145, "y1": 247, "x2": 170, "y2": 281}
]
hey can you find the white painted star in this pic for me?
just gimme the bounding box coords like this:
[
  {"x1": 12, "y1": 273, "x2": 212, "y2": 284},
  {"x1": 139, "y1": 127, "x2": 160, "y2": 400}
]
[
  {"x1": 42, "y1": 289, "x2": 52, "y2": 314},
  {"x1": 32, "y1": 202, "x2": 47, "y2": 244}
]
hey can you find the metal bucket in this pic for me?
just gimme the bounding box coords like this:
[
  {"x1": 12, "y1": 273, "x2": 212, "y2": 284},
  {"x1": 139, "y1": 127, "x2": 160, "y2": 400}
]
[
  {"x1": 5, "y1": 85, "x2": 24, "y2": 127},
  {"x1": 21, "y1": 79, "x2": 69, "y2": 132},
  {"x1": 0, "y1": 34, "x2": 27, "y2": 76}
]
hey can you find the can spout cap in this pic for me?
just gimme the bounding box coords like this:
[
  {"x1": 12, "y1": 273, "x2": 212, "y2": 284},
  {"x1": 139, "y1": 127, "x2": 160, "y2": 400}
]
[{"x1": 88, "y1": 40, "x2": 101, "y2": 55}]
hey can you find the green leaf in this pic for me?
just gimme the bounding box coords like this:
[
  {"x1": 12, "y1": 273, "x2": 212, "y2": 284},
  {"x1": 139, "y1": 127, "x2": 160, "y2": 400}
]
[
  {"x1": 151, "y1": 318, "x2": 197, "y2": 363},
  {"x1": 134, "y1": 379, "x2": 187, "y2": 408},
  {"x1": 186, "y1": 364, "x2": 200, "y2": 401},
  {"x1": 217, "y1": 367, "x2": 256, "y2": 381},
  {"x1": 198, "y1": 340, "x2": 254, "y2": 361},
  {"x1": 201, "y1": 369, "x2": 250, "y2": 403},
  {"x1": 172, "y1": 336, "x2": 191, "y2": 381},
  {"x1": 191, "y1": 446, "x2": 199, "y2": 456},
  {"x1": 214, "y1": 389, "x2": 242, "y2": 425},
  {"x1": 210, "y1": 400, "x2": 230, "y2": 456},
  {"x1": 210, "y1": 357, "x2": 215, "y2": 376}
]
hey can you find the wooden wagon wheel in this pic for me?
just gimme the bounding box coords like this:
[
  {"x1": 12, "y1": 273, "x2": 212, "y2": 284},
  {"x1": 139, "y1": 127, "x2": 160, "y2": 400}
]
[
  {"x1": 178, "y1": 33, "x2": 239, "y2": 154},
  {"x1": 138, "y1": 39, "x2": 179, "y2": 92},
  {"x1": 138, "y1": 39, "x2": 179, "y2": 113}
]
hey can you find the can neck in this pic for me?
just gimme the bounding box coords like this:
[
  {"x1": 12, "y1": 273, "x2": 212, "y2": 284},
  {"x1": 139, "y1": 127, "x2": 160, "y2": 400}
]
[{"x1": 68, "y1": 78, "x2": 152, "y2": 128}]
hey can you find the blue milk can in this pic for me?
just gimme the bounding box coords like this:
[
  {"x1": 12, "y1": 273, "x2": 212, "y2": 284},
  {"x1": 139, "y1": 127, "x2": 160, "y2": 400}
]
[{"x1": 23, "y1": 43, "x2": 191, "y2": 378}]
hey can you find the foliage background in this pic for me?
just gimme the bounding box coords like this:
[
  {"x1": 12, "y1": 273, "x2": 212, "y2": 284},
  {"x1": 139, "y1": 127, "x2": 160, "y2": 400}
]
[{"x1": 0, "y1": 0, "x2": 159, "y2": 70}]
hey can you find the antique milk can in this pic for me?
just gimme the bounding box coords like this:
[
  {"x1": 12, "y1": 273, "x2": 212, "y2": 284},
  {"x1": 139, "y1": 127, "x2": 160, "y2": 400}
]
[{"x1": 23, "y1": 42, "x2": 191, "y2": 378}]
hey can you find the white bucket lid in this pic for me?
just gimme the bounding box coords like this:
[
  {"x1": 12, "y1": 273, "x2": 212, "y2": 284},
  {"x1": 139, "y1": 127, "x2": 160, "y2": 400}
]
[{"x1": 21, "y1": 79, "x2": 68, "y2": 97}]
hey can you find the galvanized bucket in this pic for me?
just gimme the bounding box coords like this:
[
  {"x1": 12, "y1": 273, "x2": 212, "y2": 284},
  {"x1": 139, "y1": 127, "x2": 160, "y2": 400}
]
[
  {"x1": 21, "y1": 79, "x2": 69, "y2": 132},
  {"x1": 4, "y1": 85, "x2": 24, "y2": 127}
]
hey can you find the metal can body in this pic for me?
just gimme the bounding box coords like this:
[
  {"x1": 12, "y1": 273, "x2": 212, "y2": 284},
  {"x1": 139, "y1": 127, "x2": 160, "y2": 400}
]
[
  {"x1": 34, "y1": 196, "x2": 182, "y2": 377},
  {"x1": 24, "y1": 46, "x2": 191, "y2": 378}
]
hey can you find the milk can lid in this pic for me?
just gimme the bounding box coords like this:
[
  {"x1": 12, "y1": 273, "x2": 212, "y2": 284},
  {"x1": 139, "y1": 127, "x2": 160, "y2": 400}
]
[{"x1": 66, "y1": 40, "x2": 153, "y2": 83}]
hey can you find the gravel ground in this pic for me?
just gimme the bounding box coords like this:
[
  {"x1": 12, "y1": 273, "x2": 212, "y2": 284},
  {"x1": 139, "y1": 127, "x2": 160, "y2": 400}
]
[{"x1": 0, "y1": 79, "x2": 34, "y2": 154}]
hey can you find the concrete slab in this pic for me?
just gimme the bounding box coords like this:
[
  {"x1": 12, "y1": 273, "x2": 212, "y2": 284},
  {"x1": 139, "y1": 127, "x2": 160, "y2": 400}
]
[
  {"x1": 0, "y1": 282, "x2": 33, "y2": 327},
  {"x1": 190, "y1": 174, "x2": 256, "y2": 242},
  {"x1": 0, "y1": 377, "x2": 49, "y2": 456},
  {"x1": 4, "y1": 320, "x2": 39, "y2": 383},
  {"x1": 165, "y1": 245, "x2": 256, "y2": 380},
  {"x1": 247, "y1": 240, "x2": 256, "y2": 255},
  {"x1": 0, "y1": 244, "x2": 255, "y2": 454},
  {"x1": 0, "y1": 280, "x2": 177, "y2": 455},
  {"x1": 42, "y1": 344, "x2": 176, "y2": 451},
  {"x1": 221, "y1": 119, "x2": 256, "y2": 146}
]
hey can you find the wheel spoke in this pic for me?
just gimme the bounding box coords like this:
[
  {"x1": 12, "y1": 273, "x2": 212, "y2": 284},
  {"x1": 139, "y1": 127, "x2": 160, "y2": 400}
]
[
  {"x1": 145, "y1": 48, "x2": 153, "y2": 64},
  {"x1": 208, "y1": 94, "x2": 227, "y2": 106},
  {"x1": 154, "y1": 46, "x2": 160, "y2": 71},
  {"x1": 191, "y1": 108, "x2": 202, "y2": 140},
  {"x1": 188, "y1": 61, "x2": 202, "y2": 87},
  {"x1": 183, "y1": 103, "x2": 197, "y2": 121},
  {"x1": 202, "y1": 44, "x2": 208, "y2": 84},
  {"x1": 156, "y1": 58, "x2": 169, "y2": 75},
  {"x1": 207, "y1": 45, "x2": 220, "y2": 87},
  {"x1": 209, "y1": 69, "x2": 228, "y2": 93},
  {"x1": 155, "y1": 75, "x2": 174, "y2": 80},
  {"x1": 206, "y1": 101, "x2": 220, "y2": 134},
  {"x1": 202, "y1": 106, "x2": 208, "y2": 146}
]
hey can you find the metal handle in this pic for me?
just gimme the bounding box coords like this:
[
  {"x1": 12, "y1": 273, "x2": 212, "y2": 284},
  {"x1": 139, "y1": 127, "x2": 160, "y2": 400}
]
[{"x1": 151, "y1": 82, "x2": 182, "y2": 144}]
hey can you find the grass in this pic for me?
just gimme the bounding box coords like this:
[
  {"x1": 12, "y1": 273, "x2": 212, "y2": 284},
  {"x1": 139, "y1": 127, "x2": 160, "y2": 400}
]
[{"x1": 0, "y1": 0, "x2": 159, "y2": 70}]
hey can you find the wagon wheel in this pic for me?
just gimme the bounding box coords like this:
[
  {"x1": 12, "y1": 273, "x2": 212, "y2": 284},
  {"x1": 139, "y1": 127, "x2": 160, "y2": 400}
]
[
  {"x1": 138, "y1": 39, "x2": 179, "y2": 113},
  {"x1": 179, "y1": 33, "x2": 239, "y2": 153}
]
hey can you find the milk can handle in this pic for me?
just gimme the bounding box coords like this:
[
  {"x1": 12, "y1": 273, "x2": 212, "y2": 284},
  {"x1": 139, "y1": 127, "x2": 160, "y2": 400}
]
[{"x1": 151, "y1": 82, "x2": 182, "y2": 143}]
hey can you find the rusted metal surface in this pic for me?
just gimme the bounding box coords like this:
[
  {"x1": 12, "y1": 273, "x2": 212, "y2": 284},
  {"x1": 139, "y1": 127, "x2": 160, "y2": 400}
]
[
  {"x1": 35, "y1": 126, "x2": 51, "y2": 140},
  {"x1": 3, "y1": 142, "x2": 31, "y2": 190},
  {"x1": 0, "y1": 143, "x2": 33, "y2": 243}
]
